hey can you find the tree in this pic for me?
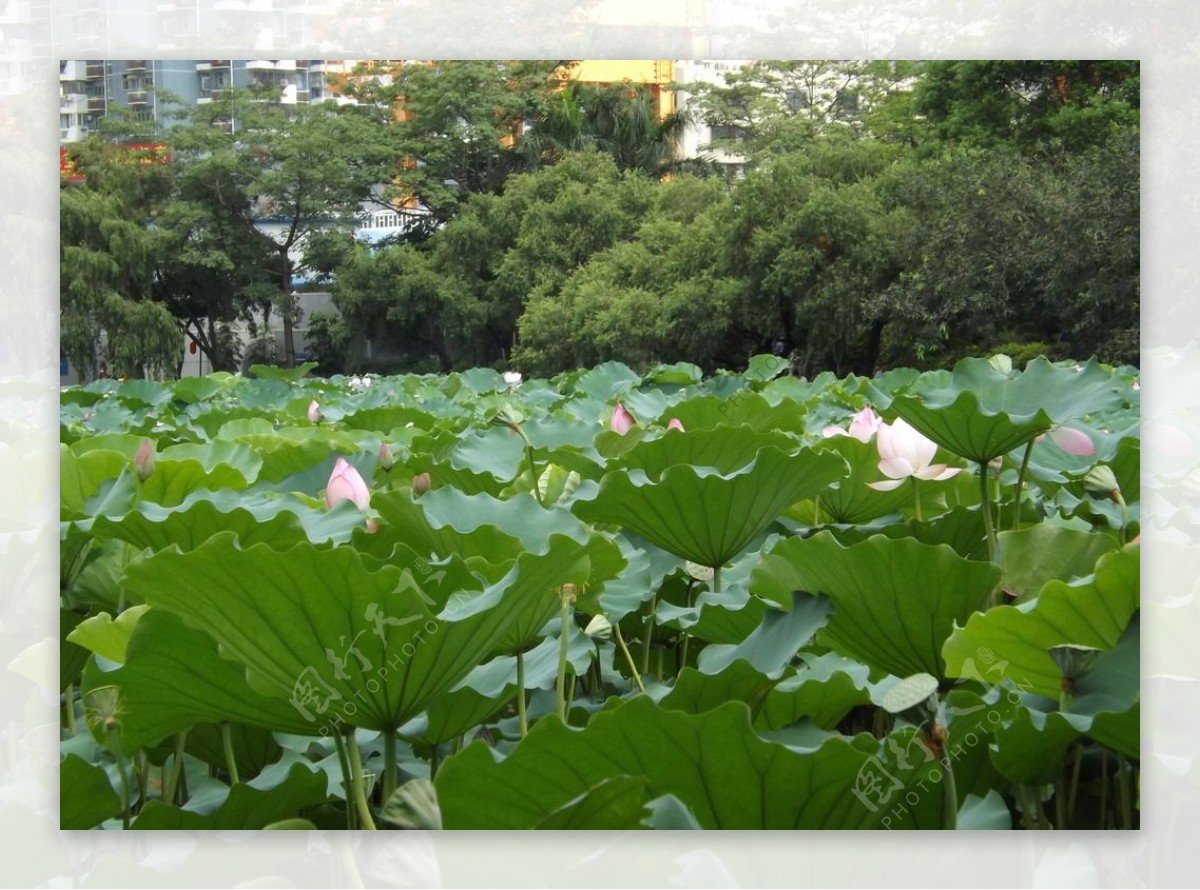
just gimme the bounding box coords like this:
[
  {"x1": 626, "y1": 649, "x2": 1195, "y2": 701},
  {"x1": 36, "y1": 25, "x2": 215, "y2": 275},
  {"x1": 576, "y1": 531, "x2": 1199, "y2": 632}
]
[
  {"x1": 339, "y1": 60, "x2": 570, "y2": 229},
  {"x1": 912, "y1": 60, "x2": 1140, "y2": 154},
  {"x1": 60, "y1": 138, "x2": 181, "y2": 380},
  {"x1": 685, "y1": 60, "x2": 923, "y2": 162},
  {"x1": 168, "y1": 90, "x2": 395, "y2": 367}
]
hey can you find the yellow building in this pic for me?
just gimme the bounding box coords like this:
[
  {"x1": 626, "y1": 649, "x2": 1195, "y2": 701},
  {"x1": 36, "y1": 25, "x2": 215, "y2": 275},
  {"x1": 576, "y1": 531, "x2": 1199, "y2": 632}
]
[{"x1": 567, "y1": 60, "x2": 677, "y2": 122}]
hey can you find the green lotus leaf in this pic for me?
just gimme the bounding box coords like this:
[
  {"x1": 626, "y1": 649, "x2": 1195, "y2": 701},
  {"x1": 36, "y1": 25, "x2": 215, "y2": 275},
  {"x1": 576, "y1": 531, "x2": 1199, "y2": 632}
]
[
  {"x1": 534, "y1": 777, "x2": 651, "y2": 830},
  {"x1": 958, "y1": 791, "x2": 1013, "y2": 830},
  {"x1": 887, "y1": 357, "x2": 1126, "y2": 463},
  {"x1": 758, "y1": 532, "x2": 1000, "y2": 679},
  {"x1": 644, "y1": 361, "x2": 703, "y2": 387},
  {"x1": 756, "y1": 653, "x2": 873, "y2": 732},
  {"x1": 60, "y1": 754, "x2": 123, "y2": 829},
  {"x1": 656, "y1": 390, "x2": 813, "y2": 436},
  {"x1": 943, "y1": 544, "x2": 1138, "y2": 697},
  {"x1": 339, "y1": 404, "x2": 436, "y2": 435},
  {"x1": 131, "y1": 759, "x2": 328, "y2": 829},
  {"x1": 696, "y1": 594, "x2": 831, "y2": 678},
  {"x1": 659, "y1": 659, "x2": 780, "y2": 719},
  {"x1": 66, "y1": 604, "x2": 150, "y2": 663},
  {"x1": 123, "y1": 531, "x2": 613, "y2": 732},
  {"x1": 380, "y1": 778, "x2": 443, "y2": 830},
  {"x1": 435, "y1": 697, "x2": 945, "y2": 829},
  {"x1": 997, "y1": 524, "x2": 1120, "y2": 602},
  {"x1": 183, "y1": 722, "x2": 283, "y2": 780},
  {"x1": 82, "y1": 609, "x2": 323, "y2": 750},
  {"x1": 655, "y1": 579, "x2": 769, "y2": 645},
  {"x1": 807, "y1": 435, "x2": 917, "y2": 524},
  {"x1": 573, "y1": 445, "x2": 845, "y2": 569},
  {"x1": 229, "y1": 428, "x2": 362, "y2": 484},
  {"x1": 564, "y1": 361, "x2": 641, "y2": 401},
  {"x1": 61, "y1": 608, "x2": 89, "y2": 692},
  {"x1": 744, "y1": 353, "x2": 791, "y2": 386},
  {"x1": 612, "y1": 425, "x2": 799, "y2": 480},
  {"x1": 250, "y1": 361, "x2": 319, "y2": 382},
  {"x1": 61, "y1": 447, "x2": 130, "y2": 519},
  {"x1": 160, "y1": 440, "x2": 262, "y2": 485},
  {"x1": 81, "y1": 489, "x2": 366, "y2": 553}
]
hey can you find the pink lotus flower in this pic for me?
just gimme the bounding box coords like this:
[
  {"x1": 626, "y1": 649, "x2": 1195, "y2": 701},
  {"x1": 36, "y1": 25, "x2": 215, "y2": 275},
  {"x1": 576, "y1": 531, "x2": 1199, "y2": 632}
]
[
  {"x1": 867, "y1": 418, "x2": 962, "y2": 491},
  {"x1": 325, "y1": 457, "x2": 370, "y2": 510},
  {"x1": 134, "y1": 438, "x2": 155, "y2": 482},
  {"x1": 822, "y1": 406, "x2": 882, "y2": 443},
  {"x1": 667, "y1": 418, "x2": 685, "y2": 432},
  {"x1": 1045, "y1": 426, "x2": 1095, "y2": 457},
  {"x1": 412, "y1": 472, "x2": 432, "y2": 497},
  {"x1": 307, "y1": 400, "x2": 321, "y2": 424},
  {"x1": 610, "y1": 403, "x2": 636, "y2": 435}
]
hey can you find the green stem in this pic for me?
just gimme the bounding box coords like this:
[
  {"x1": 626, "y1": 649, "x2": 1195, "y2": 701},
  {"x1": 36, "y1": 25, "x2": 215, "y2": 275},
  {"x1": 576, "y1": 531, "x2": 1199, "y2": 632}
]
[
  {"x1": 63, "y1": 684, "x2": 77, "y2": 735},
  {"x1": 556, "y1": 595, "x2": 572, "y2": 721},
  {"x1": 1068, "y1": 743, "x2": 1083, "y2": 823},
  {"x1": 1099, "y1": 748, "x2": 1109, "y2": 828},
  {"x1": 1055, "y1": 777, "x2": 1067, "y2": 830},
  {"x1": 612, "y1": 622, "x2": 645, "y2": 693},
  {"x1": 333, "y1": 733, "x2": 356, "y2": 830},
  {"x1": 516, "y1": 649, "x2": 529, "y2": 738},
  {"x1": 1012, "y1": 440, "x2": 1034, "y2": 531},
  {"x1": 220, "y1": 722, "x2": 240, "y2": 785},
  {"x1": 979, "y1": 462, "x2": 998, "y2": 562},
  {"x1": 1116, "y1": 493, "x2": 1129, "y2": 545},
  {"x1": 911, "y1": 477, "x2": 923, "y2": 522},
  {"x1": 678, "y1": 579, "x2": 695, "y2": 673},
  {"x1": 941, "y1": 755, "x2": 957, "y2": 830},
  {"x1": 136, "y1": 751, "x2": 148, "y2": 810},
  {"x1": 525, "y1": 442, "x2": 544, "y2": 507},
  {"x1": 164, "y1": 731, "x2": 187, "y2": 806},
  {"x1": 1018, "y1": 784, "x2": 1042, "y2": 830},
  {"x1": 382, "y1": 728, "x2": 397, "y2": 804},
  {"x1": 565, "y1": 668, "x2": 576, "y2": 718},
  {"x1": 346, "y1": 732, "x2": 377, "y2": 830},
  {"x1": 1116, "y1": 753, "x2": 1133, "y2": 829},
  {"x1": 430, "y1": 745, "x2": 441, "y2": 779},
  {"x1": 813, "y1": 494, "x2": 821, "y2": 526},
  {"x1": 641, "y1": 593, "x2": 658, "y2": 676},
  {"x1": 712, "y1": 566, "x2": 722, "y2": 593},
  {"x1": 108, "y1": 726, "x2": 131, "y2": 830}
]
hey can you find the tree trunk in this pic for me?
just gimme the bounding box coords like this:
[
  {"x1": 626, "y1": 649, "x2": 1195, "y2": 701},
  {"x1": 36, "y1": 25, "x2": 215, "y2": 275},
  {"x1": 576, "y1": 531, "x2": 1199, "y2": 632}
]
[{"x1": 281, "y1": 253, "x2": 296, "y2": 368}]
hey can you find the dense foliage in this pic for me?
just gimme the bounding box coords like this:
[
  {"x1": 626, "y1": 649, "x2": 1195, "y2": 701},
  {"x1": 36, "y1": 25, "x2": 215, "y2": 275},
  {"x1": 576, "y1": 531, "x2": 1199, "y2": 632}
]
[
  {"x1": 61, "y1": 355, "x2": 1139, "y2": 829},
  {"x1": 60, "y1": 60, "x2": 1139, "y2": 381}
]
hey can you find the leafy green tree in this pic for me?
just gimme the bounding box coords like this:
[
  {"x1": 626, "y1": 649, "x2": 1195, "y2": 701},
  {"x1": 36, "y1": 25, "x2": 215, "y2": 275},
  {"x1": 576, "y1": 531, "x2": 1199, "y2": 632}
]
[
  {"x1": 514, "y1": 175, "x2": 740, "y2": 374},
  {"x1": 60, "y1": 139, "x2": 180, "y2": 380},
  {"x1": 686, "y1": 60, "x2": 923, "y2": 161},
  {"x1": 167, "y1": 91, "x2": 395, "y2": 366},
  {"x1": 912, "y1": 61, "x2": 1139, "y2": 154}
]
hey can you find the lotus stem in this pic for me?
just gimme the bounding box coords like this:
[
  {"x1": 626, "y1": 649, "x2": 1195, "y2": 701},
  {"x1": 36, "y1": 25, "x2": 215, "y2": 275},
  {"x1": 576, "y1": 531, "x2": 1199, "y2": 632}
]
[
  {"x1": 1068, "y1": 743, "x2": 1083, "y2": 823},
  {"x1": 346, "y1": 732, "x2": 377, "y2": 830},
  {"x1": 712, "y1": 566, "x2": 722, "y2": 593},
  {"x1": 813, "y1": 495, "x2": 821, "y2": 526},
  {"x1": 556, "y1": 594, "x2": 572, "y2": 721},
  {"x1": 164, "y1": 731, "x2": 187, "y2": 806},
  {"x1": 63, "y1": 684, "x2": 76, "y2": 735},
  {"x1": 382, "y1": 728, "x2": 397, "y2": 803},
  {"x1": 107, "y1": 725, "x2": 131, "y2": 829},
  {"x1": 941, "y1": 756, "x2": 957, "y2": 830},
  {"x1": 525, "y1": 442, "x2": 544, "y2": 507},
  {"x1": 1017, "y1": 783, "x2": 1043, "y2": 830},
  {"x1": 612, "y1": 622, "x2": 645, "y2": 693},
  {"x1": 516, "y1": 649, "x2": 529, "y2": 737},
  {"x1": 979, "y1": 461, "x2": 998, "y2": 562},
  {"x1": 220, "y1": 722, "x2": 240, "y2": 785},
  {"x1": 911, "y1": 477, "x2": 923, "y2": 522},
  {"x1": 1099, "y1": 747, "x2": 1109, "y2": 828},
  {"x1": 1013, "y1": 440, "x2": 1034, "y2": 531},
  {"x1": 333, "y1": 733, "x2": 357, "y2": 829},
  {"x1": 136, "y1": 750, "x2": 149, "y2": 810},
  {"x1": 641, "y1": 593, "x2": 657, "y2": 676},
  {"x1": 1117, "y1": 752, "x2": 1133, "y2": 829}
]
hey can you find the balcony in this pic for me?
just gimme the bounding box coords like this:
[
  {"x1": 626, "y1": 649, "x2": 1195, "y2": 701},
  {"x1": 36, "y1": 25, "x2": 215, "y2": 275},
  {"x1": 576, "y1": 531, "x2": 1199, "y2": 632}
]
[
  {"x1": 246, "y1": 60, "x2": 275, "y2": 70},
  {"x1": 86, "y1": 95, "x2": 107, "y2": 112},
  {"x1": 126, "y1": 90, "x2": 149, "y2": 105},
  {"x1": 85, "y1": 62, "x2": 106, "y2": 79},
  {"x1": 126, "y1": 60, "x2": 148, "y2": 72},
  {"x1": 59, "y1": 92, "x2": 88, "y2": 113}
]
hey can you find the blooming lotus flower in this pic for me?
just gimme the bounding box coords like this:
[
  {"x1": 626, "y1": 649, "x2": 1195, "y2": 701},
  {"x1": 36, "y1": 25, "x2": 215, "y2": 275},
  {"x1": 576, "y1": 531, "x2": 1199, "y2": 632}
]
[
  {"x1": 325, "y1": 457, "x2": 370, "y2": 510},
  {"x1": 134, "y1": 438, "x2": 155, "y2": 482},
  {"x1": 610, "y1": 403, "x2": 636, "y2": 435},
  {"x1": 867, "y1": 418, "x2": 962, "y2": 491},
  {"x1": 503, "y1": 371, "x2": 522, "y2": 386},
  {"x1": 307, "y1": 400, "x2": 321, "y2": 424},
  {"x1": 667, "y1": 417, "x2": 685, "y2": 432},
  {"x1": 822, "y1": 406, "x2": 882, "y2": 443}
]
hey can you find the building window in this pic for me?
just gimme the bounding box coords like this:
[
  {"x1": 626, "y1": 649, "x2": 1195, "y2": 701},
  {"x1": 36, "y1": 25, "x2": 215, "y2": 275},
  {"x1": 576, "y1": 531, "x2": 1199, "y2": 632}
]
[{"x1": 710, "y1": 124, "x2": 747, "y2": 143}]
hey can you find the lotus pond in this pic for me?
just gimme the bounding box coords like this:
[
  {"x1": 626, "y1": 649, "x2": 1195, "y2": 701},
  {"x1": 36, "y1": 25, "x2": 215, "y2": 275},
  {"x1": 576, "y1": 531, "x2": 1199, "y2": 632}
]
[{"x1": 59, "y1": 355, "x2": 1140, "y2": 830}]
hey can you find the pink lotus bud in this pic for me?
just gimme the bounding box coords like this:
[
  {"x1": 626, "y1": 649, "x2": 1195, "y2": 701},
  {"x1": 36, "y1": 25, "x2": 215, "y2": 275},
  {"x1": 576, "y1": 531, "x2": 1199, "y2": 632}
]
[
  {"x1": 365, "y1": 518, "x2": 380, "y2": 534},
  {"x1": 667, "y1": 418, "x2": 685, "y2": 432},
  {"x1": 307, "y1": 400, "x2": 321, "y2": 424},
  {"x1": 134, "y1": 438, "x2": 155, "y2": 482},
  {"x1": 325, "y1": 457, "x2": 370, "y2": 510},
  {"x1": 378, "y1": 441, "x2": 394, "y2": 471},
  {"x1": 1048, "y1": 426, "x2": 1095, "y2": 457},
  {"x1": 412, "y1": 472, "x2": 432, "y2": 497},
  {"x1": 610, "y1": 403, "x2": 636, "y2": 435},
  {"x1": 823, "y1": 406, "x2": 881, "y2": 443}
]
